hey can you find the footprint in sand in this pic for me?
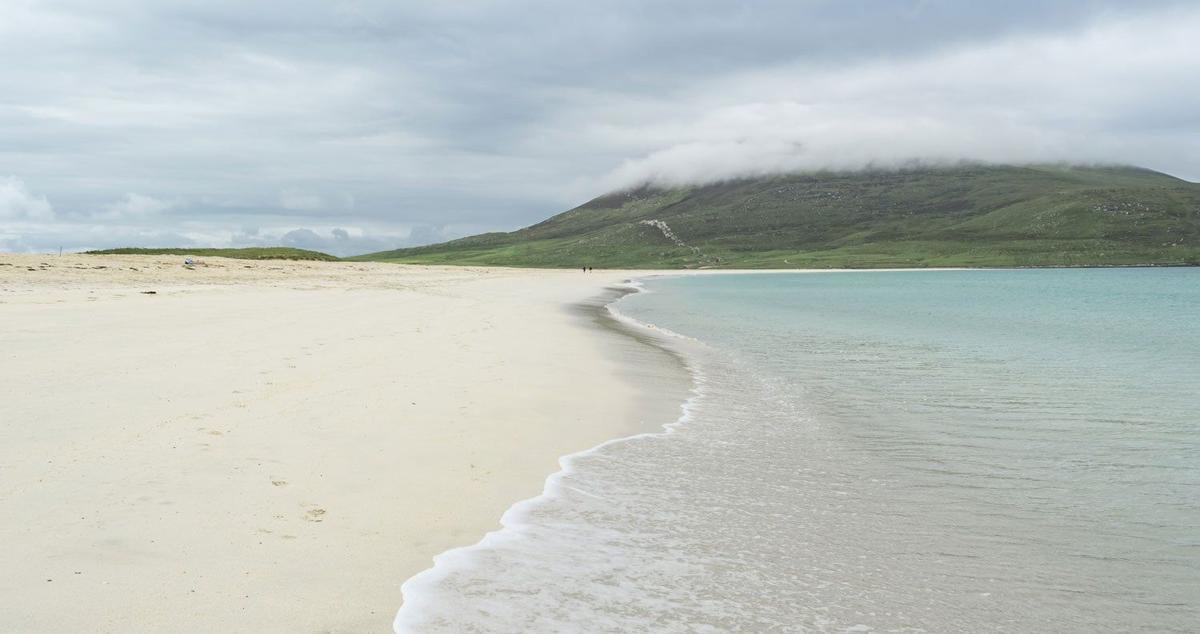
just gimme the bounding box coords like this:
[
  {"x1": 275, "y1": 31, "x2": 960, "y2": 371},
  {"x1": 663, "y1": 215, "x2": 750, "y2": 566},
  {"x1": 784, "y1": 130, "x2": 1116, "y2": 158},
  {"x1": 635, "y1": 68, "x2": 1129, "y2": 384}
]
[
  {"x1": 271, "y1": 480, "x2": 288, "y2": 487},
  {"x1": 304, "y1": 507, "x2": 326, "y2": 522}
]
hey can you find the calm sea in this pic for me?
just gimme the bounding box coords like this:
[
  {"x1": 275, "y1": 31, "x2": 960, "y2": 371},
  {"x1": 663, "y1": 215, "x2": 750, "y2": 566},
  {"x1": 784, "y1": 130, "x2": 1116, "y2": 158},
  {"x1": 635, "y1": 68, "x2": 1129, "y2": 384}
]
[{"x1": 396, "y1": 268, "x2": 1199, "y2": 632}]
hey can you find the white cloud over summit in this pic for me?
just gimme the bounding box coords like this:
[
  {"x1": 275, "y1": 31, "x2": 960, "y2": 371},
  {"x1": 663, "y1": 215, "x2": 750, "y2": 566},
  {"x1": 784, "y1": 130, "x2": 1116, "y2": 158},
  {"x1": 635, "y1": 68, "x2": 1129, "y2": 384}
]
[{"x1": 600, "y1": 7, "x2": 1200, "y2": 187}]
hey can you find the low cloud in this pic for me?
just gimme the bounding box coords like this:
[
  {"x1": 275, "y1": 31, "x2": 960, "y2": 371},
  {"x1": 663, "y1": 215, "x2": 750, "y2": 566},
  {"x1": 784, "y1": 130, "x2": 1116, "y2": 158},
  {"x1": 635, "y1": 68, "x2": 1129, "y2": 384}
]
[
  {"x1": 279, "y1": 228, "x2": 324, "y2": 248},
  {"x1": 599, "y1": 7, "x2": 1200, "y2": 188},
  {"x1": 0, "y1": 177, "x2": 54, "y2": 220},
  {"x1": 277, "y1": 226, "x2": 416, "y2": 256},
  {"x1": 0, "y1": 220, "x2": 427, "y2": 257},
  {"x1": 265, "y1": 224, "x2": 482, "y2": 256},
  {"x1": 0, "y1": 224, "x2": 196, "y2": 254}
]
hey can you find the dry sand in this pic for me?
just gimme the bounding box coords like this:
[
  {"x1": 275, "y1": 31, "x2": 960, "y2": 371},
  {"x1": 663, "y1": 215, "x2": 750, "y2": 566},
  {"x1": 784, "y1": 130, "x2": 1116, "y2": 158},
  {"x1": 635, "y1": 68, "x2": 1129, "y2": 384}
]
[{"x1": 0, "y1": 253, "x2": 686, "y2": 632}]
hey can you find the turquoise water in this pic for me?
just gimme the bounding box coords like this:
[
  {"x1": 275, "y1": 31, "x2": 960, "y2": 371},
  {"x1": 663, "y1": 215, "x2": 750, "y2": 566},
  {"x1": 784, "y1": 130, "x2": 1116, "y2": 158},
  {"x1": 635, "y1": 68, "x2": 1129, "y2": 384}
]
[{"x1": 397, "y1": 269, "x2": 1199, "y2": 632}]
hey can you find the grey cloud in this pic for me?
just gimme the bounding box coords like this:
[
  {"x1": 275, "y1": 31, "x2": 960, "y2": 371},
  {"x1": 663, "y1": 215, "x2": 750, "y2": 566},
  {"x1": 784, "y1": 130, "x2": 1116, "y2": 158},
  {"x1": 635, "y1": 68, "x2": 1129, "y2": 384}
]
[
  {"x1": 0, "y1": 177, "x2": 55, "y2": 220},
  {"x1": 279, "y1": 191, "x2": 324, "y2": 212},
  {"x1": 96, "y1": 193, "x2": 175, "y2": 220},
  {"x1": 1, "y1": 1, "x2": 1197, "y2": 255}
]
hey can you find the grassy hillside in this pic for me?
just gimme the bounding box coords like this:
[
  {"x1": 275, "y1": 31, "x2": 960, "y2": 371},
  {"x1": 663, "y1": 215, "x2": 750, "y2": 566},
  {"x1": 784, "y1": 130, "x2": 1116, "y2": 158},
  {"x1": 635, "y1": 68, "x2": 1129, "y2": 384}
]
[
  {"x1": 357, "y1": 164, "x2": 1200, "y2": 268},
  {"x1": 86, "y1": 247, "x2": 338, "y2": 261}
]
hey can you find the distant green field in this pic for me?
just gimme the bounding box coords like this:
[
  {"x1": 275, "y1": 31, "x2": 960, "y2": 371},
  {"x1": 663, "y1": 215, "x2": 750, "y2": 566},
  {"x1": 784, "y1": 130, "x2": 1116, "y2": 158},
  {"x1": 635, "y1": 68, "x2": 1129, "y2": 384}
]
[
  {"x1": 86, "y1": 247, "x2": 338, "y2": 261},
  {"x1": 354, "y1": 164, "x2": 1200, "y2": 268}
]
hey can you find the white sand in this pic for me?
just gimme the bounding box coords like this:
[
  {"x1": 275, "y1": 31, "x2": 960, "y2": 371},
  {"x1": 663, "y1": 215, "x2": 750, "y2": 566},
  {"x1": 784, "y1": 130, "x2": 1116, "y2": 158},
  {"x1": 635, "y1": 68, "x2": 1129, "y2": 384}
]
[{"x1": 0, "y1": 254, "x2": 682, "y2": 632}]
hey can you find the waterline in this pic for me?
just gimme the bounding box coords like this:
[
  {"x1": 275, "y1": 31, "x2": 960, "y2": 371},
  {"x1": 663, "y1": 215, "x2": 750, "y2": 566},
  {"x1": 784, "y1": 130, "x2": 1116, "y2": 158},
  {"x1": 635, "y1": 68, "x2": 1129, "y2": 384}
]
[{"x1": 395, "y1": 268, "x2": 1199, "y2": 632}]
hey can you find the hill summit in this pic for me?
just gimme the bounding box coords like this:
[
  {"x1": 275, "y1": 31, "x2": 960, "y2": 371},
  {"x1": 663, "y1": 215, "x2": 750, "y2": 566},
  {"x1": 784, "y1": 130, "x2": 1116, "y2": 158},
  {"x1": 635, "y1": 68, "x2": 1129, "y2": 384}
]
[{"x1": 359, "y1": 164, "x2": 1199, "y2": 268}]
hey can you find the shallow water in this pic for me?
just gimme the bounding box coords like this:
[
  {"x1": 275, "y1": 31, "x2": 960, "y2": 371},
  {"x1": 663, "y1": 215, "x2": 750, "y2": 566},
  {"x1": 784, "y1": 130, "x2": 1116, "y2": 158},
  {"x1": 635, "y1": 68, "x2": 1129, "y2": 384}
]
[{"x1": 396, "y1": 268, "x2": 1199, "y2": 632}]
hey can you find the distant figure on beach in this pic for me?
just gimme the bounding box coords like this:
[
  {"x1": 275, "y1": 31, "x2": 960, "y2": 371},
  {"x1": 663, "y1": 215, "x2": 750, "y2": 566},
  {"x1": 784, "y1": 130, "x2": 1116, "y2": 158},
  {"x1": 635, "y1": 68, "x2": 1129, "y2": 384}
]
[
  {"x1": 582, "y1": 266, "x2": 587, "y2": 273},
  {"x1": 587, "y1": 266, "x2": 593, "y2": 272}
]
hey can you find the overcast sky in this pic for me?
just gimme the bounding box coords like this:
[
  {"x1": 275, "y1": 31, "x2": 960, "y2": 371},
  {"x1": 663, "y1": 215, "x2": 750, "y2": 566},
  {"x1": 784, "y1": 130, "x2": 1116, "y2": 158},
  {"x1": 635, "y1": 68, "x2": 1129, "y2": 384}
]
[{"x1": 2, "y1": 0, "x2": 1198, "y2": 255}]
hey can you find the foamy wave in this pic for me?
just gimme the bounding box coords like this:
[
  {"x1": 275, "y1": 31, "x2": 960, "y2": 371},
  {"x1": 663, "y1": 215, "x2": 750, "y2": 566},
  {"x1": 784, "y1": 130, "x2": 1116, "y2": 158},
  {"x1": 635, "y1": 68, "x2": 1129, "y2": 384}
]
[{"x1": 605, "y1": 278, "x2": 702, "y2": 343}]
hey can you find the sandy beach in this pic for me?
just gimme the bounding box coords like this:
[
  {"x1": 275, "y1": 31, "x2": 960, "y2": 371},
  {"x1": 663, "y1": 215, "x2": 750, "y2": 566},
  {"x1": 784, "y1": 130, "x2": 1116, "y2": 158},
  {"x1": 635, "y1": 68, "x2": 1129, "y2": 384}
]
[{"x1": 0, "y1": 253, "x2": 686, "y2": 632}]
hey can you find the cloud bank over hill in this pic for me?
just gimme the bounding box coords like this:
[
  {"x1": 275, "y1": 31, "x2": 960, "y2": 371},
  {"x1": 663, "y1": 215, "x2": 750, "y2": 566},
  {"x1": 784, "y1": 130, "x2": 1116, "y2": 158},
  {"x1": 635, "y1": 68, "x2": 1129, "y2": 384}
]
[
  {"x1": 1, "y1": 1, "x2": 1196, "y2": 254},
  {"x1": 600, "y1": 8, "x2": 1200, "y2": 188}
]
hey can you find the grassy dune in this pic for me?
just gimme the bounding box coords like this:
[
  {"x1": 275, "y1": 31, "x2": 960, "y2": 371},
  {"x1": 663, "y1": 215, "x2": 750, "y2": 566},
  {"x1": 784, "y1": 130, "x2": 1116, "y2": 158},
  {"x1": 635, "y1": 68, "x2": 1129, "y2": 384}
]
[{"x1": 86, "y1": 247, "x2": 338, "y2": 261}]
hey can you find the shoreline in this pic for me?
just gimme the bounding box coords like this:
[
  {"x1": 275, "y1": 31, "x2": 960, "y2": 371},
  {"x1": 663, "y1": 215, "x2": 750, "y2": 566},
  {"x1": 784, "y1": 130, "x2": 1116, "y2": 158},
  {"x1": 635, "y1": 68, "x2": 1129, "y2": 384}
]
[
  {"x1": 0, "y1": 253, "x2": 687, "y2": 632},
  {"x1": 393, "y1": 278, "x2": 700, "y2": 630}
]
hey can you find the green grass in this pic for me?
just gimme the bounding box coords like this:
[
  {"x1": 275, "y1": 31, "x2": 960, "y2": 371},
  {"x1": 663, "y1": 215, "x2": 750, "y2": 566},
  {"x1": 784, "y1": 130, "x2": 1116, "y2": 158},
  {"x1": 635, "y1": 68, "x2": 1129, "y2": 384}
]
[
  {"x1": 354, "y1": 164, "x2": 1200, "y2": 268},
  {"x1": 85, "y1": 247, "x2": 338, "y2": 261}
]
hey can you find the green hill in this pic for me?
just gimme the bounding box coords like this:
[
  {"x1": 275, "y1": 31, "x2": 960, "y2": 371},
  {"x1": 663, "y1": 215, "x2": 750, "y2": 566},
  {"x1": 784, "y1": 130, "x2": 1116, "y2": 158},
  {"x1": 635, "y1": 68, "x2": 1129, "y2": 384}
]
[
  {"x1": 357, "y1": 164, "x2": 1200, "y2": 268},
  {"x1": 86, "y1": 247, "x2": 338, "y2": 261}
]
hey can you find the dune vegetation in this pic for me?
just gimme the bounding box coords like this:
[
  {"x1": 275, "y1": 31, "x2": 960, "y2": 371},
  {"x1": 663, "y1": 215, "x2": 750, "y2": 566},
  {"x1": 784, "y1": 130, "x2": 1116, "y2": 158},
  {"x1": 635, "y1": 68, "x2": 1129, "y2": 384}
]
[{"x1": 85, "y1": 247, "x2": 339, "y2": 261}]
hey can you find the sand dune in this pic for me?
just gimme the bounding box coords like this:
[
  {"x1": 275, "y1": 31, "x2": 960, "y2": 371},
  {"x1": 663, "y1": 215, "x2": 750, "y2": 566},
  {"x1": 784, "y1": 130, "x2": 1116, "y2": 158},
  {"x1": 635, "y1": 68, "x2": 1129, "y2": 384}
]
[{"x1": 0, "y1": 254, "x2": 681, "y2": 632}]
